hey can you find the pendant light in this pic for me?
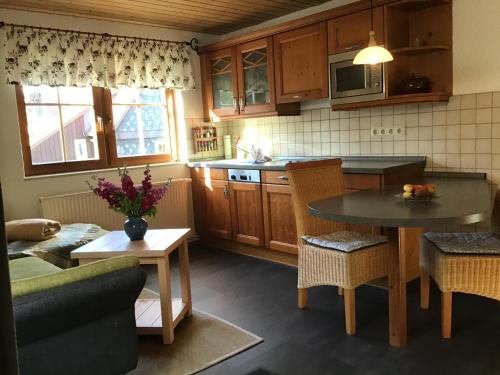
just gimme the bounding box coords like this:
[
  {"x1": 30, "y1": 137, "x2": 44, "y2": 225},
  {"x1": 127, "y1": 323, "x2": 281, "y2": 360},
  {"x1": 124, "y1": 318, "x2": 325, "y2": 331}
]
[{"x1": 353, "y1": 0, "x2": 393, "y2": 65}]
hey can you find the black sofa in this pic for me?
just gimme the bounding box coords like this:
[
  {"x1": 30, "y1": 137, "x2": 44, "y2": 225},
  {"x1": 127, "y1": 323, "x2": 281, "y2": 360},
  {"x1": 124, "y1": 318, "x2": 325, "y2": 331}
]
[{"x1": 10, "y1": 256, "x2": 146, "y2": 375}]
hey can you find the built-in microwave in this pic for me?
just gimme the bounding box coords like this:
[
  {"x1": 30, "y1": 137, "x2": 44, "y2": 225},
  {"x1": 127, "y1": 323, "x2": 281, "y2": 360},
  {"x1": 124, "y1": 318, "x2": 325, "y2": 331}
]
[{"x1": 329, "y1": 49, "x2": 385, "y2": 105}]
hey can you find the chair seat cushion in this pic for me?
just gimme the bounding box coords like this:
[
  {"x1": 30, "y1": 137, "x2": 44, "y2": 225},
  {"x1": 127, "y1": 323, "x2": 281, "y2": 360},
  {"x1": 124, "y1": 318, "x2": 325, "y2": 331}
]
[
  {"x1": 424, "y1": 232, "x2": 500, "y2": 255},
  {"x1": 302, "y1": 231, "x2": 387, "y2": 252}
]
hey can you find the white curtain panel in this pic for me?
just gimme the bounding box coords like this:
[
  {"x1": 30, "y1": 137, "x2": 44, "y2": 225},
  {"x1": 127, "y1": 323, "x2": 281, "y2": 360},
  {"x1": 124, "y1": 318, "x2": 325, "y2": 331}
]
[{"x1": 3, "y1": 26, "x2": 196, "y2": 90}]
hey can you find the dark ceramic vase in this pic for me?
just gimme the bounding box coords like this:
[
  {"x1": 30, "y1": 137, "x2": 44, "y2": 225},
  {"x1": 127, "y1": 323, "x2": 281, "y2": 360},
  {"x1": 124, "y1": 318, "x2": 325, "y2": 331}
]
[{"x1": 124, "y1": 217, "x2": 148, "y2": 241}]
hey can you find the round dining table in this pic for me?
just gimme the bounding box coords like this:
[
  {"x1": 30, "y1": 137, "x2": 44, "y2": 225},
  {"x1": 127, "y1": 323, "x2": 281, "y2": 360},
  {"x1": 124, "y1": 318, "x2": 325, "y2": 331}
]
[{"x1": 307, "y1": 176, "x2": 492, "y2": 347}]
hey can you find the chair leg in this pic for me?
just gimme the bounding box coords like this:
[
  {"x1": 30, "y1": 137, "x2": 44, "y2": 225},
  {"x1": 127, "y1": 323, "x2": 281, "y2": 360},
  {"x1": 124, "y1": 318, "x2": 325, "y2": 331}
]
[
  {"x1": 298, "y1": 288, "x2": 308, "y2": 309},
  {"x1": 441, "y1": 291, "x2": 452, "y2": 339},
  {"x1": 338, "y1": 287, "x2": 344, "y2": 296},
  {"x1": 420, "y1": 267, "x2": 430, "y2": 310},
  {"x1": 344, "y1": 288, "x2": 356, "y2": 336}
]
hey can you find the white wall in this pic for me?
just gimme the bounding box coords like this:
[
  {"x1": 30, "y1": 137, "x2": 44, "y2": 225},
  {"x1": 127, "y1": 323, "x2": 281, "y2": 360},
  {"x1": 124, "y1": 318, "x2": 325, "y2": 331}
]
[
  {"x1": 0, "y1": 9, "x2": 217, "y2": 220},
  {"x1": 222, "y1": 0, "x2": 500, "y2": 96},
  {"x1": 453, "y1": 0, "x2": 500, "y2": 95}
]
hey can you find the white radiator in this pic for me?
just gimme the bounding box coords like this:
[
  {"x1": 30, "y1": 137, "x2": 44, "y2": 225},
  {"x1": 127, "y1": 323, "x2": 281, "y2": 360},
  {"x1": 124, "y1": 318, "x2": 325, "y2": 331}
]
[{"x1": 40, "y1": 178, "x2": 193, "y2": 231}]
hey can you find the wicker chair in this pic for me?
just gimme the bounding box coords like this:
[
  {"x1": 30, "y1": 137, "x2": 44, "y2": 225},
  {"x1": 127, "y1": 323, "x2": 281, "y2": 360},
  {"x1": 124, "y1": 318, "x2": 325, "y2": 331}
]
[
  {"x1": 285, "y1": 159, "x2": 389, "y2": 335},
  {"x1": 420, "y1": 190, "x2": 500, "y2": 338}
]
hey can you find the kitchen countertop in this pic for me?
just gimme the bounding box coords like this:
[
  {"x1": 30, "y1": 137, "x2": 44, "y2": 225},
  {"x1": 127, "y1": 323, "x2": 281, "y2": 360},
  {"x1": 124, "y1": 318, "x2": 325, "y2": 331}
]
[{"x1": 187, "y1": 156, "x2": 426, "y2": 174}]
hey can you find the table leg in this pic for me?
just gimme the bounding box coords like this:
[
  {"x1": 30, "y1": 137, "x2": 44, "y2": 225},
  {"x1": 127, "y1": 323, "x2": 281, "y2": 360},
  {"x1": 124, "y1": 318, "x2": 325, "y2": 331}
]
[
  {"x1": 399, "y1": 227, "x2": 424, "y2": 282},
  {"x1": 387, "y1": 227, "x2": 407, "y2": 347},
  {"x1": 178, "y1": 240, "x2": 192, "y2": 317},
  {"x1": 157, "y1": 256, "x2": 174, "y2": 344}
]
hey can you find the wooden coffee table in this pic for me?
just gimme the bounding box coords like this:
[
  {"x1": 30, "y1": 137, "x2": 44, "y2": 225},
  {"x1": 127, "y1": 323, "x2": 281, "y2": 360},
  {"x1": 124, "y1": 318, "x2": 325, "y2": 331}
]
[{"x1": 71, "y1": 228, "x2": 192, "y2": 344}]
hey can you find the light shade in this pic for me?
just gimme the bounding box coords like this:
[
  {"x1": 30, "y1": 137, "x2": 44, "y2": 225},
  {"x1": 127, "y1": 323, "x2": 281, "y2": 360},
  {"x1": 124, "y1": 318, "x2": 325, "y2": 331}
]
[{"x1": 353, "y1": 31, "x2": 393, "y2": 65}]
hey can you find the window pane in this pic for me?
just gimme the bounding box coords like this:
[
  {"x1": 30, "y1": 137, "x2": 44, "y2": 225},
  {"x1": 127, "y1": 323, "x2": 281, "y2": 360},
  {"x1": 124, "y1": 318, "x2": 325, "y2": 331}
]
[
  {"x1": 113, "y1": 105, "x2": 170, "y2": 157},
  {"x1": 60, "y1": 106, "x2": 99, "y2": 161},
  {"x1": 58, "y1": 86, "x2": 94, "y2": 105},
  {"x1": 25, "y1": 106, "x2": 64, "y2": 164},
  {"x1": 23, "y1": 86, "x2": 58, "y2": 104},
  {"x1": 111, "y1": 87, "x2": 164, "y2": 105}
]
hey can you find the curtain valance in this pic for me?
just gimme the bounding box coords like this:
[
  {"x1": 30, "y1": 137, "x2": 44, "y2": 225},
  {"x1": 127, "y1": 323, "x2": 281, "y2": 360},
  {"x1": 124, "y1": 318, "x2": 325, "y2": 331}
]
[{"x1": 3, "y1": 26, "x2": 196, "y2": 90}]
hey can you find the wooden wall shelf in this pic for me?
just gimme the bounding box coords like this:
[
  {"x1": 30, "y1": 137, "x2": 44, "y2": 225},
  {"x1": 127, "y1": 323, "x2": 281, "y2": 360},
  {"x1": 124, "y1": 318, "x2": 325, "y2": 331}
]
[
  {"x1": 391, "y1": 45, "x2": 450, "y2": 55},
  {"x1": 331, "y1": 92, "x2": 450, "y2": 111}
]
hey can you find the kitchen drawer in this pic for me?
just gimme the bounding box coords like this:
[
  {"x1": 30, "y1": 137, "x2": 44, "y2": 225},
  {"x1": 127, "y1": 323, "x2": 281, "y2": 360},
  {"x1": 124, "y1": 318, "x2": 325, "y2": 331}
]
[
  {"x1": 191, "y1": 167, "x2": 228, "y2": 181},
  {"x1": 343, "y1": 174, "x2": 381, "y2": 190},
  {"x1": 261, "y1": 170, "x2": 290, "y2": 185}
]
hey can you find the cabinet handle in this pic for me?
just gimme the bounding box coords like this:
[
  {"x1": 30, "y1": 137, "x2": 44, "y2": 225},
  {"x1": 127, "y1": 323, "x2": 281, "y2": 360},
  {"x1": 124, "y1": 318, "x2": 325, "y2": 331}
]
[
  {"x1": 344, "y1": 44, "x2": 360, "y2": 51},
  {"x1": 239, "y1": 97, "x2": 245, "y2": 111},
  {"x1": 223, "y1": 185, "x2": 229, "y2": 199},
  {"x1": 292, "y1": 95, "x2": 302, "y2": 99},
  {"x1": 276, "y1": 175, "x2": 289, "y2": 181},
  {"x1": 233, "y1": 97, "x2": 238, "y2": 111}
]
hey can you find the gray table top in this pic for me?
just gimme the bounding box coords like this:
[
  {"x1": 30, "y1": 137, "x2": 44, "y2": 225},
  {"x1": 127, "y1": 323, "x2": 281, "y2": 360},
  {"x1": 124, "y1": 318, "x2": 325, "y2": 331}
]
[
  {"x1": 188, "y1": 156, "x2": 426, "y2": 174},
  {"x1": 308, "y1": 177, "x2": 492, "y2": 228}
]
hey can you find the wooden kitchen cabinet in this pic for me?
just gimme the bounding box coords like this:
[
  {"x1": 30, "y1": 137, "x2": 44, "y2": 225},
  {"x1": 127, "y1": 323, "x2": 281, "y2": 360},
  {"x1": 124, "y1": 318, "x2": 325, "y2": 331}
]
[
  {"x1": 327, "y1": 7, "x2": 384, "y2": 55},
  {"x1": 262, "y1": 183, "x2": 298, "y2": 254},
  {"x1": 203, "y1": 179, "x2": 232, "y2": 240},
  {"x1": 200, "y1": 38, "x2": 299, "y2": 121},
  {"x1": 273, "y1": 22, "x2": 329, "y2": 103},
  {"x1": 229, "y1": 182, "x2": 264, "y2": 246},
  {"x1": 201, "y1": 48, "x2": 239, "y2": 119},
  {"x1": 236, "y1": 37, "x2": 276, "y2": 115}
]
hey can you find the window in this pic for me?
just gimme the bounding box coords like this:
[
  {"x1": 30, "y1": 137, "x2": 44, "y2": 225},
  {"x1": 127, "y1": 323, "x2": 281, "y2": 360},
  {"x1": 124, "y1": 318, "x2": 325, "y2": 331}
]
[{"x1": 16, "y1": 85, "x2": 178, "y2": 176}]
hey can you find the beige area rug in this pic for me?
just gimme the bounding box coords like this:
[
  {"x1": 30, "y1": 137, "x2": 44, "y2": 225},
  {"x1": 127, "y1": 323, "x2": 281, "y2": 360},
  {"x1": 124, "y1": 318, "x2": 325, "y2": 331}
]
[{"x1": 130, "y1": 290, "x2": 263, "y2": 375}]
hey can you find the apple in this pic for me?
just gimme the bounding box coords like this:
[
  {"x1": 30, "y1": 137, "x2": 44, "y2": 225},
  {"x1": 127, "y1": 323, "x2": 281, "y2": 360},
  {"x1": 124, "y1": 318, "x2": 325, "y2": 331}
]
[
  {"x1": 403, "y1": 191, "x2": 413, "y2": 199},
  {"x1": 403, "y1": 184, "x2": 414, "y2": 193},
  {"x1": 414, "y1": 185, "x2": 431, "y2": 198},
  {"x1": 425, "y1": 183, "x2": 437, "y2": 194}
]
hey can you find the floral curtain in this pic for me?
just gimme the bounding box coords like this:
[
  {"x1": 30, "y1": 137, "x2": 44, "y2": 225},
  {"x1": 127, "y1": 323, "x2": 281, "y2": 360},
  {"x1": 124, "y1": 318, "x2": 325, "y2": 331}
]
[{"x1": 3, "y1": 27, "x2": 196, "y2": 90}]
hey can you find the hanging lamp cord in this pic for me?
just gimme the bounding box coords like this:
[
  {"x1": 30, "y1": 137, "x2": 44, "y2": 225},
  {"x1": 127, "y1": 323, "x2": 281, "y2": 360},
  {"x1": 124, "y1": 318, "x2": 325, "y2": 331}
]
[{"x1": 370, "y1": 0, "x2": 374, "y2": 31}]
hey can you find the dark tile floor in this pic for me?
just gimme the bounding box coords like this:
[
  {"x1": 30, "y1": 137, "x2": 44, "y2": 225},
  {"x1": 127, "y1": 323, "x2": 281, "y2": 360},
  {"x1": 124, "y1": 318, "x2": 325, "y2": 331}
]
[{"x1": 144, "y1": 245, "x2": 500, "y2": 375}]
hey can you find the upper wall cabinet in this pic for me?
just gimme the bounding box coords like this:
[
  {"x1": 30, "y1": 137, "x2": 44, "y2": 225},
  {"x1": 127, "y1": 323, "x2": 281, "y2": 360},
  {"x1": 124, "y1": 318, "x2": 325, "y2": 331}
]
[
  {"x1": 236, "y1": 38, "x2": 276, "y2": 116},
  {"x1": 201, "y1": 47, "x2": 239, "y2": 119},
  {"x1": 327, "y1": 7, "x2": 384, "y2": 54},
  {"x1": 200, "y1": 37, "x2": 298, "y2": 121},
  {"x1": 273, "y1": 23, "x2": 329, "y2": 103}
]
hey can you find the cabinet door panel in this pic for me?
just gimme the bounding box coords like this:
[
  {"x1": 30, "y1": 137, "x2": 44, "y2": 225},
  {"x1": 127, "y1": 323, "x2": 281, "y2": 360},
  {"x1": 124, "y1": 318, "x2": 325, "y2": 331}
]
[
  {"x1": 328, "y1": 7, "x2": 384, "y2": 55},
  {"x1": 202, "y1": 48, "x2": 239, "y2": 119},
  {"x1": 236, "y1": 37, "x2": 276, "y2": 115},
  {"x1": 229, "y1": 182, "x2": 264, "y2": 246},
  {"x1": 204, "y1": 179, "x2": 232, "y2": 239},
  {"x1": 274, "y1": 23, "x2": 329, "y2": 103},
  {"x1": 262, "y1": 184, "x2": 298, "y2": 254}
]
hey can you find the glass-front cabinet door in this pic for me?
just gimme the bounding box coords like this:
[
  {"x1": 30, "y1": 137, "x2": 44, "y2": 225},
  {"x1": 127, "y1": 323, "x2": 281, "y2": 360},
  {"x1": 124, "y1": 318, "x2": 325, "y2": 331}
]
[
  {"x1": 236, "y1": 37, "x2": 275, "y2": 115},
  {"x1": 206, "y1": 48, "x2": 239, "y2": 118}
]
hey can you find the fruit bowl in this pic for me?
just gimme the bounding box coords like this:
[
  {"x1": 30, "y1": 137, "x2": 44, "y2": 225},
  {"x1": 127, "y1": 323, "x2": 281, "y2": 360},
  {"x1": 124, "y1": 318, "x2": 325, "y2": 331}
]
[{"x1": 400, "y1": 183, "x2": 438, "y2": 201}]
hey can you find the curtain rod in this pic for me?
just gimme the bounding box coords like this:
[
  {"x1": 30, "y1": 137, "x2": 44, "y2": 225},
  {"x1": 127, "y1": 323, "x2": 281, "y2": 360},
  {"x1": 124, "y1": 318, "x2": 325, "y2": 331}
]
[{"x1": 0, "y1": 21, "x2": 199, "y2": 51}]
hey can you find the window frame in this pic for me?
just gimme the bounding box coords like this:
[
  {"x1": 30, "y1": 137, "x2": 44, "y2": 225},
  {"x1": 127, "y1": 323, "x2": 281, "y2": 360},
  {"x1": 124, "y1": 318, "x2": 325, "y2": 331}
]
[{"x1": 15, "y1": 85, "x2": 178, "y2": 176}]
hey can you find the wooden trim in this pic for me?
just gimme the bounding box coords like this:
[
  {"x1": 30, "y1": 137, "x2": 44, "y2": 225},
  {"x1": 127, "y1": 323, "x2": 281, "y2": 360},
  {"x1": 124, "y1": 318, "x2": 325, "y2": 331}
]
[
  {"x1": 102, "y1": 87, "x2": 174, "y2": 168},
  {"x1": 285, "y1": 158, "x2": 342, "y2": 171},
  {"x1": 16, "y1": 85, "x2": 109, "y2": 177},
  {"x1": 198, "y1": 0, "x2": 397, "y2": 54},
  {"x1": 201, "y1": 236, "x2": 298, "y2": 267},
  {"x1": 331, "y1": 92, "x2": 451, "y2": 111},
  {"x1": 16, "y1": 85, "x2": 177, "y2": 176}
]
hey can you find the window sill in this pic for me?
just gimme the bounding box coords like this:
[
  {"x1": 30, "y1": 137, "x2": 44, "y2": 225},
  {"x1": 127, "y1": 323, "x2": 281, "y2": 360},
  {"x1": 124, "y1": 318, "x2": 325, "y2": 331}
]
[{"x1": 23, "y1": 161, "x2": 187, "y2": 181}]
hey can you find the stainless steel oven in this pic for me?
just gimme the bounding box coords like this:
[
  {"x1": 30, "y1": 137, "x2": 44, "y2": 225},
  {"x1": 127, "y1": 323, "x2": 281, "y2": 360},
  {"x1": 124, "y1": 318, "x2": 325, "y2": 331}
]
[{"x1": 329, "y1": 49, "x2": 385, "y2": 105}]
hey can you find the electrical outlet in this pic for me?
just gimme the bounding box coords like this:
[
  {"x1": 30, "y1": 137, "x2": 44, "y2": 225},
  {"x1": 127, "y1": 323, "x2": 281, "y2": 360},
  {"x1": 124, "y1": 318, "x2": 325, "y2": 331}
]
[{"x1": 371, "y1": 128, "x2": 379, "y2": 136}]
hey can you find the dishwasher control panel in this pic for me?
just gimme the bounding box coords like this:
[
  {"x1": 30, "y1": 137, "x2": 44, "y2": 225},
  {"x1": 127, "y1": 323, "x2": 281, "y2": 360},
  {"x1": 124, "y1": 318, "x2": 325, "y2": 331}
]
[{"x1": 228, "y1": 169, "x2": 261, "y2": 183}]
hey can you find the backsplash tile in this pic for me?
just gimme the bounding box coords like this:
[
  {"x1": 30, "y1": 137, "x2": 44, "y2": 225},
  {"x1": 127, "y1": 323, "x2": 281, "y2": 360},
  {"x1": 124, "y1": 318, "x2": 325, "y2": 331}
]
[{"x1": 186, "y1": 91, "x2": 500, "y2": 190}]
